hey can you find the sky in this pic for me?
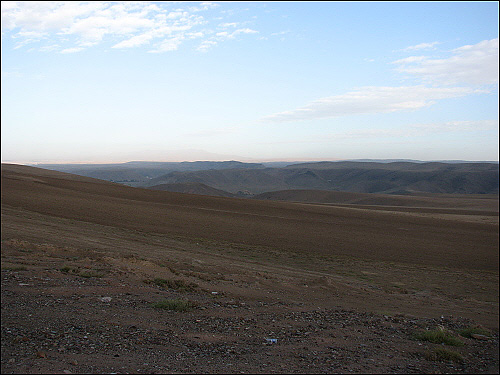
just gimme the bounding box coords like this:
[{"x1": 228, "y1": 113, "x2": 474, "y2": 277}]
[{"x1": 1, "y1": 1, "x2": 499, "y2": 164}]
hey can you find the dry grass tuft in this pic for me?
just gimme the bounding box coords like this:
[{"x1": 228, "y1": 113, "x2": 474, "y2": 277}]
[
  {"x1": 424, "y1": 347, "x2": 464, "y2": 362},
  {"x1": 413, "y1": 327, "x2": 465, "y2": 346},
  {"x1": 151, "y1": 299, "x2": 196, "y2": 311},
  {"x1": 144, "y1": 277, "x2": 198, "y2": 292},
  {"x1": 458, "y1": 325, "x2": 492, "y2": 338}
]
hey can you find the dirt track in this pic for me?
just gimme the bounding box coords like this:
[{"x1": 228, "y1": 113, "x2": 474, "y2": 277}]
[{"x1": 1, "y1": 164, "x2": 499, "y2": 373}]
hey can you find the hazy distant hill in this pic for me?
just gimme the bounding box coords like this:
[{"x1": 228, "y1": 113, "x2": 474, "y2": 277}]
[
  {"x1": 146, "y1": 161, "x2": 499, "y2": 195},
  {"x1": 32, "y1": 161, "x2": 265, "y2": 187},
  {"x1": 344, "y1": 159, "x2": 499, "y2": 164},
  {"x1": 285, "y1": 161, "x2": 499, "y2": 171},
  {"x1": 4, "y1": 163, "x2": 498, "y2": 272},
  {"x1": 148, "y1": 182, "x2": 236, "y2": 198},
  {"x1": 29, "y1": 160, "x2": 499, "y2": 195},
  {"x1": 145, "y1": 168, "x2": 287, "y2": 194}
]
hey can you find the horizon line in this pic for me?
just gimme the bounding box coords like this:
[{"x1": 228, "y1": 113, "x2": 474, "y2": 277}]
[{"x1": 2, "y1": 158, "x2": 499, "y2": 165}]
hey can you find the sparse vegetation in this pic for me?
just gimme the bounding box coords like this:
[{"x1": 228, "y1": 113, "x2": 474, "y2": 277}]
[
  {"x1": 458, "y1": 325, "x2": 492, "y2": 338},
  {"x1": 151, "y1": 298, "x2": 196, "y2": 311},
  {"x1": 2, "y1": 265, "x2": 27, "y2": 271},
  {"x1": 413, "y1": 327, "x2": 465, "y2": 346},
  {"x1": 181, "y1": 269, "x2": 225, "y2": 281},
  {"x1": 2, "y1": 239, "x2": 33, "y2": 253},
  {"x1": 424, "y1": 347, "x2": 464, "y2": 363},
  {"x1": 60, "y1": 266, "x2": 103, "y2": 278},
  {"x1": 145, "y1": 277, "x2": 198, "y2": 292},
  {"x1": 169, "y1": 267, "x2": 181, "y2": 276},
  {"x1": 78, "y1": 270, "x2": 104, "y2": 278},
  {"x1": 2, "y1": 163, "x2": 499, "y2": 374}
]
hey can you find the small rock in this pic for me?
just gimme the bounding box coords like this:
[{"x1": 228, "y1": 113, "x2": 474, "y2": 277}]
[
  {"x1": 36, "y1": 351, "x2": 46, "y2": 358},
  {"x1": 471, "y1": 333, "x2": 490, "y2": 340},
  {"x1": 100, "y1": 297, "x2": 112, "y2": 302}
]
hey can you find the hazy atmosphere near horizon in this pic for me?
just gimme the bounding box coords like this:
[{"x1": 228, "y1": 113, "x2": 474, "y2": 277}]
[{"x1": 1, "y1": 1, "x2": 499, "y2": 164}]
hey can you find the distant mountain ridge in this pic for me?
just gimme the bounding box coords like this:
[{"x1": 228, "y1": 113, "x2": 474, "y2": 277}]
[
  {"x1": 30, "y1": 160, "x2": 499, "y2": 195},
  {"x1": 31, "y1": 160, "x2": 266, "y2": 187},
  {"x1": 145, "y1": 161, "x2": 499, "y2": 195},
  {"x1": 344, "y1": 159, "x2": 499, "y2": 164}
]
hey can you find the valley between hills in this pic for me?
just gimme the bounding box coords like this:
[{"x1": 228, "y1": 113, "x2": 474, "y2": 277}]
[{"x1": 1, "y1": 162, "x2": 499, "y2": 374}]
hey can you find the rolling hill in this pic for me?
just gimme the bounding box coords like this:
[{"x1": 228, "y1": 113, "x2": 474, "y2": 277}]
[
  {"x1": 145, "y1": 161, "x2": 499, "y2": 195},
  {"x1": 253, "y1": 189, "x2": 499, "y2": 213},
  {"x1": 149, "y1": 182, "x2": 236, "y2": 198},
  {"x1": 2, "y1": 163, "x2": 498, "y2": 271},
  {"x1": 31, "y1": 160, "x2": 499, "y2": 194},
  {"x1": 32, "y1": 160, "x2": 266, "y2": 187},
  {"x1": 2, "y1": 163, "x2": 499, "y2": 373}
]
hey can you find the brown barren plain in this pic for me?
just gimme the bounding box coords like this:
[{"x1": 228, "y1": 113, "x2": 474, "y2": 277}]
[{"x1": 1, "y1": 163, "x2": 499, "y2": 374}]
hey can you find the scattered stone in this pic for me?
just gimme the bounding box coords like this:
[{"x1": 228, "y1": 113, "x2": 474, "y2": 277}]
[
  {"x1": 2, "y1": 236, "x2": 498, "y2": 374},
  {"x1": 471, "y1": 333, "x2": 490, "y2": 340}
]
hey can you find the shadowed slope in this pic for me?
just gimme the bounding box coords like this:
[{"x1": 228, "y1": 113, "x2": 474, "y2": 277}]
[
  {"x1": 253, "y1": 189, "x2": 499, "y2": 213},
  {"x1": 2, "y1": 164, "x2": 498, "y2": 271},
  {"x1": 149, "y1": 182, "x2": 236, "y2": 197},
  {"x1": 146, "y1": 161, "x2": 499, "y2": 195}
]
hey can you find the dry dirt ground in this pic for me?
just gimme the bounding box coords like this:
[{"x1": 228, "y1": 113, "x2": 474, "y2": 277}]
[{"x1": 1, "y1": 164, "x2": 499, "y2": 374}]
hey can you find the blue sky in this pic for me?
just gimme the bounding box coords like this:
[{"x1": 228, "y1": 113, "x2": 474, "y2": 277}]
[{"x1": 1, "y1": 1, "x2": 498, "y2": 163}]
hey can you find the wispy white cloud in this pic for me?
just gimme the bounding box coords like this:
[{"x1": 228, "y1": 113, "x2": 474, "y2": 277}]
[
  {"x1": 197, "y1": 39, "x2": 218, "y2": 52},
  {"x1": 1, "y1": 2, "x2": 103, "y2": 32},
  {"x1": 263, "y1": 39, "x2": 498, "y2": 123},
  {"x1": 402, "y1": 41, "x2": 440, "y2": 51},
  {"x1": 1, "y1": 70, "x2": 46, "y2": 80},
  {"x1": 233, "y1": 28, "x2": 258, "y2": 37},
  {"x1": 262, "y1": 86, "x2": 484, "y2": 122},
  {"x1": 10, "y1": 29, "x2": 48, "y2": 49},
  {"x1": 271, "y1": 30, "x2": 291, "y2": 36},
  {"x1": 2, "y1": 1, "x2": 257, "y2": 53},
  {"x1": 271, "y1": 120, "x2": 497, "y2": 145},
  {"x1": 188, "y1": 2, "x2": 219, "y2": 13},
  {"x1": 185, "y1": 127, "x2": 239, "y2": 137},
  {"x1": 60, "y1": 47, "x2": 84, "y2": 54},
  {"x1": 256, "y1": 120, "x2": 497, "y2": 147},
  {"x1": 394, "y1": 38, "x2": 499, "y2": 86},
  {"x1": 270, "y1": 30, "x2": 291, "y2": 42},
  {"x1": 219, "y1": 22, "x2": 238, "y2": 29},
  {"x1": 1, "y1": 70, "x2": 24, "y2": 79},
  {"x1": 392, "y1": 55, "x2": 428, "y2": 64},
  {"x1": 196, "y1": 27, "x2": 257, "y2": 52},
  {"x1": 149, "y1": 36, "x2": 185, "y2": 53},
  {"x1": 410, "y1": 119, "x2": 498, "y2": 133},
  {"x1": 324, "y1": 120, "x2": 498, "y2": 141},
  {"x1": 112, "y1": 32, "x2": 154, "y2": 49},
  {"x1": 216, "y1": 28, "x2": 257, "y2": 40}
]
